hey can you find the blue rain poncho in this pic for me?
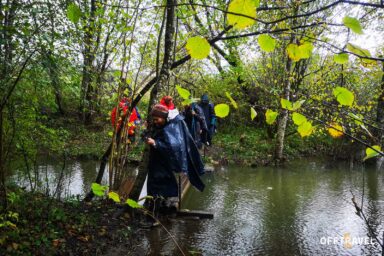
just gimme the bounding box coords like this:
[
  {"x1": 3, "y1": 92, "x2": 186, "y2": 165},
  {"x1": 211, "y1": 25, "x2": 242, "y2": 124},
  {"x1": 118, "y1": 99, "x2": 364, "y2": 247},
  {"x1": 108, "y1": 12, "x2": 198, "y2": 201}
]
[{"x1": 147, "y1": 114, "x2": 205, "y2": 198}]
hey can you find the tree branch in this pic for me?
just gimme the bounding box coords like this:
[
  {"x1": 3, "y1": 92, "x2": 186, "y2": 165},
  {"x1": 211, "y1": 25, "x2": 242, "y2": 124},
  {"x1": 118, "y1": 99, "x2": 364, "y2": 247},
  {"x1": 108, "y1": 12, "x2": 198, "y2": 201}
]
[
  {"x1": 0, "y1": 50, "x2": 36, "y2": 111},
  {"x1": 341, "y1": 0, "x2": 384, "y2": 8}
]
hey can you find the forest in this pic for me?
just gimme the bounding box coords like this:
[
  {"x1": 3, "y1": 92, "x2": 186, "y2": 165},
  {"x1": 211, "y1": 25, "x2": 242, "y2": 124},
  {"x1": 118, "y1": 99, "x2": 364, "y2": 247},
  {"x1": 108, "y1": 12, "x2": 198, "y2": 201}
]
[{"x1": 1, "y1": 0, "x2": 384, "y2": 255}]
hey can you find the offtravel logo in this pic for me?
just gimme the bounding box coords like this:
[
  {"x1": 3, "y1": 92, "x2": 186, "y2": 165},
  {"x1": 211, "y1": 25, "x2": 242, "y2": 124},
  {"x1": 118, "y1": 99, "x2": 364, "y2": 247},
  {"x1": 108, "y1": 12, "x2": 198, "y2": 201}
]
[{"x1": 320, "y1": 233, "x2": 376, "y2": 248}]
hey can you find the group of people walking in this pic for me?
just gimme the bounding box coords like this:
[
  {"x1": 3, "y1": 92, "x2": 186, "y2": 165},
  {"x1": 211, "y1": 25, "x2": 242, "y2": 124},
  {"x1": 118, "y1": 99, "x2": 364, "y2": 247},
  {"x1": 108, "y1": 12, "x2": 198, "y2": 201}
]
[{"x1": 111, "y1": 92, "x2": 216, "y2": 223}]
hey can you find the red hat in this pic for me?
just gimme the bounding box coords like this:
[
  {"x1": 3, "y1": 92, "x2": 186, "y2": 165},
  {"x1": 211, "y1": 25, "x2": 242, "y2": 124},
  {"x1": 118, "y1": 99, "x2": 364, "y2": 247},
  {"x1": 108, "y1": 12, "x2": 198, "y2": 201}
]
[
  {"x1": 160, "y1": 96, "x2": 175, "y2": 110},
  {"x1": 150, "y1": 104, "x2": 169, "y2": 118}
]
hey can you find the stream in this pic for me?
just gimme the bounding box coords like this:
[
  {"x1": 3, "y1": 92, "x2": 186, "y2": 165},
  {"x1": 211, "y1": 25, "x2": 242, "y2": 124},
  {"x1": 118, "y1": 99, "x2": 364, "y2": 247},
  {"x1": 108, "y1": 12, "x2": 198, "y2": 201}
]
[
  {"x1": 11, "y1": 157, "x2": 384, "y2": 255},
  {"x1": 134, "y1": 158, "x2": 384, "y2": 255}
]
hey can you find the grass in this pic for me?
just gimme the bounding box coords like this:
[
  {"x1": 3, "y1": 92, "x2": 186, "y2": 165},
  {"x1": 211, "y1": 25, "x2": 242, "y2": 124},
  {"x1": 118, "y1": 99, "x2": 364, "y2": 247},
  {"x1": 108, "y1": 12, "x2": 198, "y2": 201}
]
[
  {"x1": 45, "y1": 112, "x2": 145, "y2": 161},
  {"x1": 212, "y1": 125, "x2": 334, "y2": 166}
]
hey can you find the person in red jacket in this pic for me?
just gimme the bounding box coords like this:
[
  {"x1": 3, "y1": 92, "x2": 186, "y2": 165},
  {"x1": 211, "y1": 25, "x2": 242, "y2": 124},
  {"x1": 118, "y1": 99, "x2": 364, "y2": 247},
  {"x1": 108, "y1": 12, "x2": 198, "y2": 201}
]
[{"x1": 111, "y1": 97, "x2": 141, "y2": 142}]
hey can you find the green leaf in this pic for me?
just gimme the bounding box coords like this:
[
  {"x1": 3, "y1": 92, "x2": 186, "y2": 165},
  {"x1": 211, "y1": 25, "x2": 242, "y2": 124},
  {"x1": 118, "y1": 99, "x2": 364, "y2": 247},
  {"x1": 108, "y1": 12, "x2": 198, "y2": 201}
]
[
  {"x1": 176, "y1": 85, "x2": 191, "y2": 100},
  {"x1": 251, "y1": 107, "x2": 257, "y2": 120},
  {"x1": 67, "y1": 3, "x2": 82, "y2": 24},
  {"x1": 214, "y1": 104, "x2": 230, "y2": 118},
  {"x1": 348, "y1": 112, "x2": 363, "y2": 125},
  {"x1": 185, "y1": 36, "x2": 211, "y2": 59},
  {"x1": 297, "y1": 121, "x2": 314, "y2": 137},
  {"x1": 346, "y1": 43, "x2": 375, "y2": 65},
  {"x1": 343, "y1": 16, "x2": 363, "y2": 35},
  {"x1": 281, "y1": 98, "x2": 292, "y2": 110},
  {"x1": 182, "y1": 98, "x2": 193, "y2": 106},
  {"x1": 347, "y1": 43, "x2": 371, "y2": 58},
  {"x1": 265, "y1": 109, "x2": 278, "y2": 125},
  {"x1": 225, "y1": 92, "x2": 238, "y2": 109},
  {"x1": 333, "y1": 86, "x2": 354, "y2": 106},
  {"x1": 292, "y1": 113, "x2": 307, "y2": 126},
  {"x1": 227, "y1": 0, "x2": 256, "y2": 29},
  {"x1": 108, "y1": 191, "x2": 121, "y2": 203},
  {"x1": 281, "y1": 99, "x2": 305, "y2": 111},
  {"x1": 286, "y1": 44, "x2": 301, "y2": 62},
  {"x1": 108, "y1": 131, "x2": 113, "y2": 137},
  {"x1": 254, "y1": 0, "x2": 260, "y2": 7},
  {"x1": 91, "y1": 183, "x2": 108, "y2": 197},
  {"x1": 292, "y1": 100, "x2": 305, "y2": 111},
  {"x1": 363, "y1": 145, "x2": 382, "y2": 161},
  {"x1": 113, "y1": 70, "x2": 122, "y2": 78},
  {"x1": 333, "y1": 53, "x2": 349, "y2": 64},
  {"x1": 258, "y1": 35, "x2": 276, "y2": 52},
  {"x1": 126, "y1": 198, "x2": 143, "y2": 209}
]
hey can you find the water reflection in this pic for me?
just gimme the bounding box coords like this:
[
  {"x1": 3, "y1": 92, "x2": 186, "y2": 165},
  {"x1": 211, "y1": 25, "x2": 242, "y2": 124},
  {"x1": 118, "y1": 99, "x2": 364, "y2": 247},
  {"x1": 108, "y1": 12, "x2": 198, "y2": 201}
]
[
  {"x1": 136, "y1": 159, "x2": 384, "y2": 256},
  {"x1": 11, "y1": 158, "x2": 108, "y2": 198}
]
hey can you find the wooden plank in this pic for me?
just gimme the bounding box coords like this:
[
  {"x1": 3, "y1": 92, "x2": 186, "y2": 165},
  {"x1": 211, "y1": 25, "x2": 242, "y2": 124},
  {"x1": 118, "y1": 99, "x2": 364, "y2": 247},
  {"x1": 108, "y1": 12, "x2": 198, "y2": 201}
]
[
  {"x1": 176, "y1": 209, "x2": 214, "y2": 219},
  {"x1": 180, "y1": 174, "x2": 190, "y2": 200}
]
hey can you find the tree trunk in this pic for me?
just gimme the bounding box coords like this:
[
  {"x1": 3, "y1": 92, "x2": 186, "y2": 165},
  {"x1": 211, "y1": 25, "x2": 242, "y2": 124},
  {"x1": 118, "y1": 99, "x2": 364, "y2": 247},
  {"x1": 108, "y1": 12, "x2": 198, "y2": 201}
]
[
  {"x1": 129, "y1": 0, "x2": 176, "y2": 201},
  {"x1": 0, "y1": 1, "x2": 17, "y2": 211},
  {"x1": 0, "y1": 110, "x2": 6, "y2": 212},
  {"x1": 80, "y1": 0, "x2": 97, "y2": 124},
  {"x1": 45, "y1": 51, "x2": 65, "y2": 115},
  {"x1": 274, "y1": 3, "x2": 299, "y2": 162},
  {"x1": 376, "y1": 60, "x2": 384, "y2": 168},
  {"x1": 275, "y1": 57, "x2": 293, "y2": 161}
]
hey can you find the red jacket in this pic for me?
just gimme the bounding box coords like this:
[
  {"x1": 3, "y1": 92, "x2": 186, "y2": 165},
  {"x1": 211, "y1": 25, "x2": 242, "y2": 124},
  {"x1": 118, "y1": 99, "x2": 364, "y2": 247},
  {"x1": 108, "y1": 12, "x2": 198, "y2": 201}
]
[{"x1": 111, "y1": 98, "x2": 139, "y2": 135}]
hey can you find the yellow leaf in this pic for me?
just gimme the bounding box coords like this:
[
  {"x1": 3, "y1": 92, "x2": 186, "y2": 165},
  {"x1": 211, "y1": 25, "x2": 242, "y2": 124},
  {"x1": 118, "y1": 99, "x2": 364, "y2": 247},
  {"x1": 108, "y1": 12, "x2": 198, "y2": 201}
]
[
  {"x1": 258, "y1": 34, "x2": 276, "y2": 52},
  {"x1": 298, "y1": 42, "x2": 313, "y2": 59},
  {"x1": 215, "y1": 104, "x2": 230, "y2": 118},
  {"x1": 227, "y1": 0, "x2": 256, "y2": 29},
  {"x1": 186, "y1": 36, "x2": 211, "y2": 59},
  {"x1": 265, "y1": 109, "x2": 278, "y2": 125},
  {"x1": 286, "y1": 44, "x2": 301, "y2": 62},
  {"x1": 328, "y1": 123, "x2": 344, "y2": 138},
  {"x1": 281, "y1": 98, "x2": 292, "y2": 110},
  {"x1": 297, "y1": 121, "x2": 314, "y2": 137},
  {"x1": 292, "y1": 113, "x2": 307, "y2": 126},
  {"x1": 364, "y1": 145, "x2": 382, "y2": 161},
  {"x1": 251, "y1": 107, "x2": 257, "y2": 120},
  {"x1": 108, "y1": 191, "x2": 121, "y2": 203},
  {"x1": 225, "y1": 92, "x2": 238, "y2": 109}
]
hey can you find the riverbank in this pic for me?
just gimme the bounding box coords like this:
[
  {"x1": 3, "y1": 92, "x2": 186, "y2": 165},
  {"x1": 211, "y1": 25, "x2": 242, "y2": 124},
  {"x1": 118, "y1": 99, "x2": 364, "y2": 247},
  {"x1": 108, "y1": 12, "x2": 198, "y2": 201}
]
[
  {"x1": 54, "y1": 114, "x2": 335, "y2": 166},
  {"x1": 46, "y1": 113, "x2": 144, "y2": 161},
  {"x1": 210, "y1": 125, "x2": 335, "y2": 167},
  {"x1": 0, "y1": 187, "x2": 139, "y2": 255}
]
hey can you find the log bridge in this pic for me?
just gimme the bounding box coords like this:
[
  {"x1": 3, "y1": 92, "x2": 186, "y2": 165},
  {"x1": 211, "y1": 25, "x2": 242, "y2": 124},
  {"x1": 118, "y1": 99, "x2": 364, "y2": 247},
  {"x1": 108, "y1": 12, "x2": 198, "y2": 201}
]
[{"x1": 119, "y1": 172, "x2": 214, "y2": 219}]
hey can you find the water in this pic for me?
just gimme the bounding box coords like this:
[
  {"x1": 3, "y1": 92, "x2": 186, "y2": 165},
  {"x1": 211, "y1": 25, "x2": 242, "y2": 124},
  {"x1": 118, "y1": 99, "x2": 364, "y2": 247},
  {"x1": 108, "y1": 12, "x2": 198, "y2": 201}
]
[
  {"x1": 11, "y1": 157, "x2": 384, "y2": 255},
  {"x1": 135, "y1": 159, "x2": 384, "y2": 256},
  {"x1": 10, "y1": 158, "x2": 108, "y2": 198}
]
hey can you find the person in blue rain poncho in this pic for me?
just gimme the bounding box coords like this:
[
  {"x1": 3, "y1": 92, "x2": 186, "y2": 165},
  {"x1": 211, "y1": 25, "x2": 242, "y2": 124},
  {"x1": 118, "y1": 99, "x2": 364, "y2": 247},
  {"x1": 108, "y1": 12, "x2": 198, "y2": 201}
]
[
  {"x1": 183, "y1": 103, "x2": 207, "y2": 149},
  {"x1": 198, "y1": 94, "x2": 216, "y2": 146},
  {"x1": 145, "y1": 104, "x2": 205, "y2": 206}
]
